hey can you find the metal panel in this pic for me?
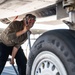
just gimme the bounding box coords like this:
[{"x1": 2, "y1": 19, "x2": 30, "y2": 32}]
[
  {"x1": 56, "y1": 2, "x2": 69, "y2": 19},
  {"x1": 33, "y1": 4, "x2": 56, "y2": 17}
]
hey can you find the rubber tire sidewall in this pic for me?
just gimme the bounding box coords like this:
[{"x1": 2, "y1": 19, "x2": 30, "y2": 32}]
[{"x1": 26, "y1": 29, "x2": 75, "y2": 75}]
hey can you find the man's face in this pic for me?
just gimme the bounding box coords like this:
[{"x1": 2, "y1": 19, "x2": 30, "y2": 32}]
[
  {"x1": 24, "y1": 16, "x2": 36, "y2": 28},
  {"x1": 28, "y1": 18, "x2": 36, "y2": 28}
]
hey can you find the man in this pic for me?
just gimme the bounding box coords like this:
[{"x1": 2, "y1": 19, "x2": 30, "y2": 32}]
[{"x1": 0, "y1": 14, "x2": 36, "y2": 75}]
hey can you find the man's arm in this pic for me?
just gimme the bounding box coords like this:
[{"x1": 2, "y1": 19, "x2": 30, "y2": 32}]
[
  {"x1": 10, "y1": 47, "x2": 18, "y2": 64},
  {"x1": 7, "y1": 19, "x2": 32, "y2": 40},
  {"x1": 16, "y1": 25, "x2": 30, "y2": 37}
]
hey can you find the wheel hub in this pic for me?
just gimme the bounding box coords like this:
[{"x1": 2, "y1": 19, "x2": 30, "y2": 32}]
[
  {"x1": 35, "y1": 59, "x2": 60, "y2": 75},
  {"x1": 31, "y1": 51, "x2": 67, "y2": 75}
]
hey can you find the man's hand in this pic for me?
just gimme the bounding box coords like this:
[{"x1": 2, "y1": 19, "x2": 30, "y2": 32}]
[
  {"x1": 10, "y1": 58, "x2": 14, "y2": 64},
  {"x1": 23, "y1": 25, "x2": 30, "y2": 32}
]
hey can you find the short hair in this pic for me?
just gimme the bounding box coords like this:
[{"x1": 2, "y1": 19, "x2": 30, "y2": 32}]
[{"x1": 24, "y1": 14, "x2": 36, "y2": 20}]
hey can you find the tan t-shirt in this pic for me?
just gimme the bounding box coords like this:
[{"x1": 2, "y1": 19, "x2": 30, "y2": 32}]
[{"x1": 0, "y1": 20, "x2": 30, "y2": 49}]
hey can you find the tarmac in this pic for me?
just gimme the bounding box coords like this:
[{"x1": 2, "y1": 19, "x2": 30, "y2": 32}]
[
  {"x1": 1, "y1": 66, "x2": 17, "y2": 75},
  {"x1": 1, "y1": 60, "x2": 18, "y2": 75}
]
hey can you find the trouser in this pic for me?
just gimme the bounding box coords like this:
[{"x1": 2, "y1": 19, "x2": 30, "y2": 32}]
[{"x1": 0, "y1": 43, "x2": 27, "y2": 75}]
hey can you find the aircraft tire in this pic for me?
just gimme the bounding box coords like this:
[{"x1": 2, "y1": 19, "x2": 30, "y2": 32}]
[{"x1": 26, "y1": 29, "x2": 75, "y2": 75}]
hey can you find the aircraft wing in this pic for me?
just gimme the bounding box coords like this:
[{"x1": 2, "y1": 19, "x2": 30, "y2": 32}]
[
  {"x1": 0, "y1": 0, "x2": 68, "y2": 34},
  {"x1": 0, "y1": 0, "x2": 57, "y2": 19}
]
